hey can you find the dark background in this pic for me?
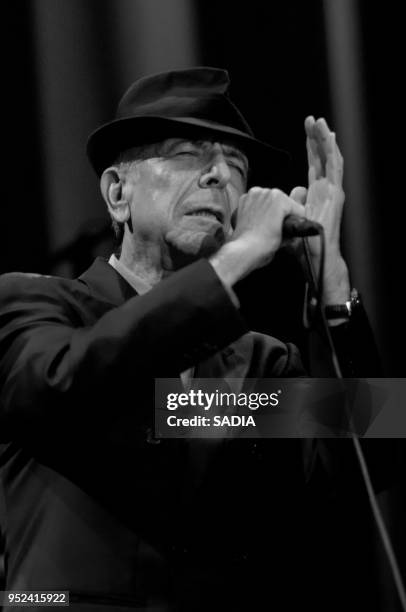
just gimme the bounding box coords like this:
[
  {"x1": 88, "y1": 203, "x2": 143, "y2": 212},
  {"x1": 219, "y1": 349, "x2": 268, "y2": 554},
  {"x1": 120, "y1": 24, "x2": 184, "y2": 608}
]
[
  {"x1": 2, "y1": 1, "x2": 405, "y2": 609},
  {"x1": 5, "y1": 0, "x2": 405, "y2": 376}
]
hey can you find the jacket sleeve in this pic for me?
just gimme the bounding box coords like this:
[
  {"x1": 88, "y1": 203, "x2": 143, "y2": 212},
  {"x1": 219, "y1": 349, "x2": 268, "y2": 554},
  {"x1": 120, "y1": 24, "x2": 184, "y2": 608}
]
[{"x1": 0, "y1": 260, "x2": 247, "y2": 440}]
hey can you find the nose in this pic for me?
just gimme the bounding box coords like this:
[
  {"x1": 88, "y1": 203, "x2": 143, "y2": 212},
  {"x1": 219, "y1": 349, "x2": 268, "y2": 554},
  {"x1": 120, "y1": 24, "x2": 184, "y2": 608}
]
[{"x1": 198, "y1": 147, "x2": 231, "y2": 189}]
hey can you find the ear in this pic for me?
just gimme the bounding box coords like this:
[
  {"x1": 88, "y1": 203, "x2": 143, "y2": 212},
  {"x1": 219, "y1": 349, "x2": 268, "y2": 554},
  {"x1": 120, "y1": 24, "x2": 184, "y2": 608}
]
[{"x1": 100, "y1": 167, "x2": 130, "y2": 224}]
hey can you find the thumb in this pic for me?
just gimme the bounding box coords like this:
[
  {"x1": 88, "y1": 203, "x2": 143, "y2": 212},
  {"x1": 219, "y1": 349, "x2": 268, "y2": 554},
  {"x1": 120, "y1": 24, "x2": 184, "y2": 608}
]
[{"x1": 289, "y1": 186, "x2": 307, "y2": 205}]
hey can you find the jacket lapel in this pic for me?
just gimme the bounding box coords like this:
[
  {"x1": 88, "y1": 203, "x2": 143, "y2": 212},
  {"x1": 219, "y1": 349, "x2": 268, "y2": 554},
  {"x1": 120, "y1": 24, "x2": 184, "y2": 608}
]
[{"x1": 77, "y1": 257, "x2": 137, "y2": 306}]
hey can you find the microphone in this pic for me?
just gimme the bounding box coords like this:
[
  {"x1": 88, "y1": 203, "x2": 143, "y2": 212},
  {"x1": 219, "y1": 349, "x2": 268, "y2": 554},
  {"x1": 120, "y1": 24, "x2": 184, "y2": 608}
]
[
  {"x1": 282, "y1": 215, "x2": 322, "y2": 238},
  {"x1": 229, "y1": 211, "x2": 322, "y2": 238}
]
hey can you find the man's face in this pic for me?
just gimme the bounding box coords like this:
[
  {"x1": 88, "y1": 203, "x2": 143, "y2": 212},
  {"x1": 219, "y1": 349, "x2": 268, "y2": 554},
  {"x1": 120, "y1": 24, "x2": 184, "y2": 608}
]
[{"x1": 121, "y1": 137, "x2": 249, "y2": 263}]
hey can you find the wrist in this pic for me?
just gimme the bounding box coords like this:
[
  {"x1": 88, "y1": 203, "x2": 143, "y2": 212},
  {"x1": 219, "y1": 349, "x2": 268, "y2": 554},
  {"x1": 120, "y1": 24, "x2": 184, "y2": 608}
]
[
  {"x1": 209, "y1": 238, "x2": 274, "y2": 288},
  {"x1": 209, "y1": 241, "x2": 255, "y2": 288},
  {"x1": 322, "y1": 255, "x2": 351, "y2": 305}
]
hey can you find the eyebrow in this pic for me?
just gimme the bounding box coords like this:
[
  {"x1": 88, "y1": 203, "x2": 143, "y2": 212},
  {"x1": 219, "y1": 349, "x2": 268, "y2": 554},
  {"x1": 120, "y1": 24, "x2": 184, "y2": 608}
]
[{"x1": 166, "y1": 139, "x2": 249, "y2": 170}]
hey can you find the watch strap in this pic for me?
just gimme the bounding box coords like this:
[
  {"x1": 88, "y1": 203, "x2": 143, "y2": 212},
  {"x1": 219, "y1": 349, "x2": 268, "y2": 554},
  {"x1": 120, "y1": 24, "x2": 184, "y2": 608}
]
[{"x1": 325, "y1": 288, "x2": 361, "y2": 320}]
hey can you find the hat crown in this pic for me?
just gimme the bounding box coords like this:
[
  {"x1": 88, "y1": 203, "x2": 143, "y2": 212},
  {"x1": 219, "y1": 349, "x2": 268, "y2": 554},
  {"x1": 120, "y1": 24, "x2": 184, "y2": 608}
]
[
  {"x1": 115, "y1": 67, "x2": 252, "y2": 137},
  {"x1": 117, "y1": 67, "x2": 231, "y2": 117}
]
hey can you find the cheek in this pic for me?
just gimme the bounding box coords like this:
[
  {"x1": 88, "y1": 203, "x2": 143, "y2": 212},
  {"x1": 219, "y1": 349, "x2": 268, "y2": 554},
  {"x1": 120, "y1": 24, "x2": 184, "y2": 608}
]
[
  {"x1": 139, "y1": 162, "x2": 172, "y2": 196},
  {"x1": 134, "y1": 165, "x2": 171, "y2": 219},
  {"x1": 135, "y1": 165, "x2": 190, "y2": 228},
  {"x1": 143, "y1": 163, "x2": 186, "y2": 203}
]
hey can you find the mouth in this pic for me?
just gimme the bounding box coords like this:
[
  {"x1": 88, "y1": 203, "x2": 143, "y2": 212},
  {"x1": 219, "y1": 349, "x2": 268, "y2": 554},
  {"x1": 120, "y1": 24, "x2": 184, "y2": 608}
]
[{"x1": 184, "y1": 208, "x2": 224, "y2": 224}]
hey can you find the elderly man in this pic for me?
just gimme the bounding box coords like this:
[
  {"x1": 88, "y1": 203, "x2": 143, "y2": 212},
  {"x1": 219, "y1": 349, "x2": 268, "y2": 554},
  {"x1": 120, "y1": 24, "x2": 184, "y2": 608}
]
[{"x1": 0, "y1": 68, "x2": 384, "y2": 611}]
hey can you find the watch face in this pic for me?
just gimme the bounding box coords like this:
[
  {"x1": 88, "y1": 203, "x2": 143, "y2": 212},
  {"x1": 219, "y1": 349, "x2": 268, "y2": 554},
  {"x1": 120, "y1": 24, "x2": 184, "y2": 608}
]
[
  {"x1": 350, "y1": 288, "x2": 360, "y2": 302},
  {"x1": 350, "y1": 289, "x2": 362, "y2": 314}
]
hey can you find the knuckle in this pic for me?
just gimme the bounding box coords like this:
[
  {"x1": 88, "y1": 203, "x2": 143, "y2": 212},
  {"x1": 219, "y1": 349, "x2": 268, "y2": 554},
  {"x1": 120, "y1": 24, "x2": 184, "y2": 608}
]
[{"x1": 249, "y1": 186, "x2": 264, "y2": 195}]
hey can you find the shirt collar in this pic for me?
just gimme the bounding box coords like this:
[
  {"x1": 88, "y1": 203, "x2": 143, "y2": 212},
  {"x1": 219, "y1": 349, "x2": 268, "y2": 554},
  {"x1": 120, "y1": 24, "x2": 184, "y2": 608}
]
[{"x1": 108, "y1": 254, "x2": 153, "y2": 296}]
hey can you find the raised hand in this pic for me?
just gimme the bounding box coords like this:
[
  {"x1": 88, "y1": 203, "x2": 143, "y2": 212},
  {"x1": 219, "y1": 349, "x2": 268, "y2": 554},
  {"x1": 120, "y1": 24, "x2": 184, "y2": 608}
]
[
  {"x1": 291, "y1": 116, "x2": 350, "y2": 305},
  {"x1": 305, "y1": 116, "x2": 345, "y2": 260}
]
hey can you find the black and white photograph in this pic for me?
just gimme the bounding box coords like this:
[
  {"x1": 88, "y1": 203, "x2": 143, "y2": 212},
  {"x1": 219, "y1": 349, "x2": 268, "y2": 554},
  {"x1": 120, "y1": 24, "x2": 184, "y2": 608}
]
[{"x1": 1, "y1": 1, "x2": 405, "y2": 611}]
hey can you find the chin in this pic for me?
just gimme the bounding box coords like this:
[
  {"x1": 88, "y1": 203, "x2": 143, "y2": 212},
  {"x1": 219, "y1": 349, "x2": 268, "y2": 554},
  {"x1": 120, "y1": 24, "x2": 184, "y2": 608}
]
[{"x1": 165, "y1": 227, "x2": 225, "y2": 259}]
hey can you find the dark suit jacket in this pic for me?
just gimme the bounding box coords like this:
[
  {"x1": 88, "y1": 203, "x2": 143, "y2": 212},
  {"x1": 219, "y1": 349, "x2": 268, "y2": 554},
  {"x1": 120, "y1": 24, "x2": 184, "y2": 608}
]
[{"x1": 0, "y1": 258, "x2": 397, "y2": 611}]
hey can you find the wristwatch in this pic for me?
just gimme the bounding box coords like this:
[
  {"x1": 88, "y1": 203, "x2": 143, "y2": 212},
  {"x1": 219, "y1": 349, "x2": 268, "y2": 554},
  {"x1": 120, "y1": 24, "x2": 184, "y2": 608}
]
[{"x1": 324, "y1": 288, "x2": 362, "y2": 320}]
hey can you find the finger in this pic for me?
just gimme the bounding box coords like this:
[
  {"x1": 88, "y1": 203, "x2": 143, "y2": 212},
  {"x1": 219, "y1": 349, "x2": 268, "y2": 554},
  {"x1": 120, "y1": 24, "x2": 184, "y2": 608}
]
[
  {"x1": 314, "y1": 118, "x2": 334, "y2": 158},
  {"x1": 290, "y1": 186, "x2": 307, "y2": 205},
  {"x1": 270, "y1": 189, "x2": 307, "y2": 219},
  {"x1": 306, "y1": 134, "x2": 323, "y2": 181},
  {"x1": 290, "y1": 198, "x2": 308, "y2": 218},
  {"x1": 325, "y1": 132, "x2": 344, "y2": 184},
  {"x1": 305, "y1": 116, "x2": 322, "y2": 182},
  {"x1": 304, "y1": 115, "x2": 316, "y2": 138},
  {"x1": 313, "y1": 118, "x2": 331, "y2": 166},
  {"x1": 306, "y1": 140, "x2": 322, "y2": 183},
  {"x1": 314, "y1": 119, "x2": 343, "y2": 184},
  {"x1": 315, "y1": 117, "x2": 331, "y2": 139}
]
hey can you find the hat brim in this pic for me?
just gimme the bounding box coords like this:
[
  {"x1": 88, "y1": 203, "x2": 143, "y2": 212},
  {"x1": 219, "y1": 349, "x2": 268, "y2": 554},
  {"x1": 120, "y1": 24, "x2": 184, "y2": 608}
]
[{"x1": 86, "y1": 115, "x2": 291, "y2": 187}]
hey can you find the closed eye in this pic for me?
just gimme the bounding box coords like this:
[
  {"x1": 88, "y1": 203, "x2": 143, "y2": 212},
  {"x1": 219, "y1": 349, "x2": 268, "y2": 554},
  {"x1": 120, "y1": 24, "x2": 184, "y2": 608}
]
[
  {"x1": 174, "y1": 150, "x2": 199, "y2": 156},
  {"x1": 229, "y1": 162, "x2": 246, "y2": 176}
]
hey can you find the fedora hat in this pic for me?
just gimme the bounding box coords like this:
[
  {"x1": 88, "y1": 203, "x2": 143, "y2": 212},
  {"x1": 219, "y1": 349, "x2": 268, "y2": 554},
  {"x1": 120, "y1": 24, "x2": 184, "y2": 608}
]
[{"x1": 86, "y1": 67, "x2": 290, "y2": 184}]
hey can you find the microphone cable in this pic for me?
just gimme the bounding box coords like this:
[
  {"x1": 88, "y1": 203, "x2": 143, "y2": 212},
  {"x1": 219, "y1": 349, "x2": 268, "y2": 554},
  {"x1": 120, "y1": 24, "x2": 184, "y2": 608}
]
[{"x1": 302, "y1": 230, "x2": 406, "y2": 611}]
